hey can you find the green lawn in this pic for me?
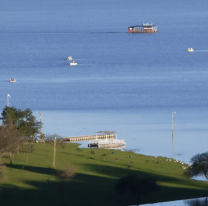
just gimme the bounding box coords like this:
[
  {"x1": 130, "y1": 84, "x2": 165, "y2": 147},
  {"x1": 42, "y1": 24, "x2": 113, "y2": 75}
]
[{"x1": 1, "y1": 143, "x2": 208, "y2": 206}]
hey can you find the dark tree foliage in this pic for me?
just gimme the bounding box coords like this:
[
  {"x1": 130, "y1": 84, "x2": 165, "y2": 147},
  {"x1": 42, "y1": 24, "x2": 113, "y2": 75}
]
[
  {"x1": 44, "y1": 134, "x2": 63, "y2": 146},
  {"x1": 0, "y1": 106, "x2": 41, "y2": 141},
  {"x1": 115, "y1": 174, "x2": 159, "y2": 206},
  {"x1": 44, "y1": 133, "x2": 62, "y2": 141},
  {"x1": 185, "y1": 152, "x2": 208, "y2": 180}
]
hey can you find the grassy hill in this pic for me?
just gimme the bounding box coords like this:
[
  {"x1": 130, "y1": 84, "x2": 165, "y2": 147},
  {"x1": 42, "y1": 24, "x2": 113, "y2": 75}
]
[{"x1": 1, "y1": 143, "x2": 207, "y2": 206}]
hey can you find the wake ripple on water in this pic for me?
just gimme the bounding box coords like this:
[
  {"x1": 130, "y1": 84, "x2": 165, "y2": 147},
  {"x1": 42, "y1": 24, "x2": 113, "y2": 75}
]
[{"x1": 194, "y1": 49, "x2": 208, "y2": 52}]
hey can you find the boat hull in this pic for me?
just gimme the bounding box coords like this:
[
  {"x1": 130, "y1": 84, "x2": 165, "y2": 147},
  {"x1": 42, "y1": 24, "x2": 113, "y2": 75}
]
[
  {"x1": 128, "y1": 30, "x2": 157, "y2": 33},
  {"x1": 187, "y1": 48, "x2": 194, "y2": 52}
]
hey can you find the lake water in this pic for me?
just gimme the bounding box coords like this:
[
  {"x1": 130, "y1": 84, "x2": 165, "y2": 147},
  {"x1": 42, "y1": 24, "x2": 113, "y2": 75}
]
[
  {"x1": 140, "y1": 197, "x2": 208, "y2": 206},
  {"x1": 0, "y1": 0, "x2": 208, "y2": 167}
]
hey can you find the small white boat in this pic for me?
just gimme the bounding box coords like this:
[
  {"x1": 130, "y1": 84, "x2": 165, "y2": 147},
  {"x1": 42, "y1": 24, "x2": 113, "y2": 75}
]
[
  {"x1": 67, "y1": 56, "x2": 72, "y2": 60},
  {"x1": 187, "y1": 48, "x2": 194, "y2": 52},
  {"x1": 70, "y1": 61, "x2": 77, "y2": 66},
  {"x1": 9, "y1": 78, "x2": 16, "y2": 83}
]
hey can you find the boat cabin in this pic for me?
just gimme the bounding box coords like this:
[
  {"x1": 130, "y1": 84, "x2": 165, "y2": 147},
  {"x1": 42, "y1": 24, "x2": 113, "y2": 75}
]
[
  {"x1": 187, "y1": 48, "x2": 194, "y2": 52},
  {"x1": 128, "y1": 23, "x2": 157, "y2": 33},
  {"x1": 67, "y1": 56, "x2": 72, "y2": 60},
  {"x1": 9, "y1": 78, "x2": 16, "y2": 83}
]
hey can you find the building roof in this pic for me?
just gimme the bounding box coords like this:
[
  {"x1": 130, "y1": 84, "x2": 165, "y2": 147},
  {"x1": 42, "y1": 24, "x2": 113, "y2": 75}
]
[
  {"x1": 96, "y1": 131, "x2": 117, "y2": 135},
  {"x1": 128, "y1": 23, "x2": 156, "y2": 28}
]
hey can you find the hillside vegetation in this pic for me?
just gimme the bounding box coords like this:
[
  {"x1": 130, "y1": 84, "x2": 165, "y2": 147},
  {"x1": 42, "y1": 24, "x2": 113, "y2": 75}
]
[{"x1": 1, "y1": 143, "x2": 208, "y2": 206}]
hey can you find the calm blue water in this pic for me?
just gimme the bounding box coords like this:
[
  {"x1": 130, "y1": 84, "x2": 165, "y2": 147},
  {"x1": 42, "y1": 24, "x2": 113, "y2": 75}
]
[
  {"x1": 1, "y1": 0, "x2": 208, "y2": 166},
  {"x1": 137, "y1": 197, "x2": 208, "y2": 206}
]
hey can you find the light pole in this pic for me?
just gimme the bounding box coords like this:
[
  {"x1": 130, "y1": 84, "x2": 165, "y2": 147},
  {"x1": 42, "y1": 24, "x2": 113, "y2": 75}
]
[
  {"x1": 53, "y1": 137, "x2": 56, "y2": 168},
  {"x1": 36, "y1": 111, "x2": 42, "y2": 141},
  {"x1": 172, "y1": 112, "x2": 176, "y2": 152},
  {"x1": 7, "y1": 94, "x2": 11, "y2": 106}
]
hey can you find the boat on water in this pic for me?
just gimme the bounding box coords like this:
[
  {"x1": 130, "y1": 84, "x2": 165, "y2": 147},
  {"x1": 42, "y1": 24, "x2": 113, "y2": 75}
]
[
  {"x1": 70, "y1": 61, "x2": 77, "y2": 66},
  {"x1": 67, "y1": 56, "x2": 72, "y2": 60},
  {"x1": 187, "y1": 48, "x2": 194, "y2": 52},
  {"x1": 128, "y1": 23, "x2": 157, "y2": 33},
  {"x1": 9, "y1": 78, "x2": 16, "y2": 83},
  {"x1": 88, "y1": 139, "x2": 126, "y2": 149}
]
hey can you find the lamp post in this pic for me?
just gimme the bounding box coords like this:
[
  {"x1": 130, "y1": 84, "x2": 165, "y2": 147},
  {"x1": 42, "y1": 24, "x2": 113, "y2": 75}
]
[
  {"x1": 53, "y1": 137, "x2": 56, "y2": 168},
  {"x1": 36, "y1": 111, "x2": 42, "y2": 141},
  {"x1": 7, "y1": 94, "x2": 11, "y2": 106},
  {"x1": 172, "y1": 112, "x2": 176, "y2": 152}
]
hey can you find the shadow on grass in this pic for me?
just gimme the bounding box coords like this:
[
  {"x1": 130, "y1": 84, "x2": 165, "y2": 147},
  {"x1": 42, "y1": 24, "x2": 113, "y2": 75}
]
[
  {"x1": 5, "y1": 162, "x2": 187, "y2": 185},
  {"x1": 80, "y1": 162, "x2": 208, "y2": 187},
  {"x1": 5, "y1": 163, "x2": 55, "y2": 175},
  {"x1": 2, "y1": 163, "x2": 208, "y2": 206}
]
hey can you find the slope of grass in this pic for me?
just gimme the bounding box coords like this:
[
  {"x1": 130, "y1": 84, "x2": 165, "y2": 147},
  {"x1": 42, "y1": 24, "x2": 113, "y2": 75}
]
[{"x1": 1, "y1": 143, "x2": 208, "y2": 206}]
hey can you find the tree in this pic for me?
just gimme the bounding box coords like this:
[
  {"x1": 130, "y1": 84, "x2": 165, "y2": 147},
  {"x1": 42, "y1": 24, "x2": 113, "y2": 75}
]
[
  {"x1": 54, "y1": 166, "x2": 77, "y2": 205},
  {"x1": 0, "y1": 121, "x2": 23, "y2": 165},
  {"x1": 90, "y1": 150, "x2": 95, "y2": 158},
  {"x1": 44, "y1": 133, "x2": 62, "y2": 141},
  {"x1": 0, "y1": 106, "x2": 41, "y2": 141},
  {"x1": 44, "y1": 134, "x2": 63, "y2": 146},
  {"x1": 0, "y1": 158, "x2": 6, "y2": 184},
  {"x1": 115, "y1": 174, "x2": 159, "y2": 206},
  {"x1": 185, "y1": 152, "x2": 208, "y2": 180},
  {"x1": 102, "y1": 153, "x2": 108, "y2": 161}
]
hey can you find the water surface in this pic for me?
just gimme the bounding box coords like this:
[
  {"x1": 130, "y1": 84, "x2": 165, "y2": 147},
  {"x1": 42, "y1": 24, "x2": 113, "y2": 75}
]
[{"x1": 0, "y1": 0, "x2": 208, "y2": 167}]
